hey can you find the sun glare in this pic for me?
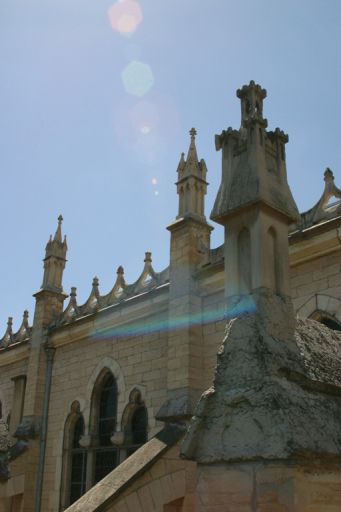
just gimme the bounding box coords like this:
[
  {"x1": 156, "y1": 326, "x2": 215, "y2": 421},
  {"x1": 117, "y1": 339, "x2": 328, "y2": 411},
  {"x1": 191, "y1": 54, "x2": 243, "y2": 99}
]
[
  {"x1": 108, "y1": 0, "x2": 143, "y2": 35},
  {"x1": 121, "y1": 61, "x2": 154, "y2": 97}
]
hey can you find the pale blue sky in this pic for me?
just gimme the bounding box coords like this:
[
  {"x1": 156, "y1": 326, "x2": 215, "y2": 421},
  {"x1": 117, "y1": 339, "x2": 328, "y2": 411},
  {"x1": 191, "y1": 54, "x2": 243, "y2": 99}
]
[{"x1": 1, "y1": 0, "x2": 341, "y2": 331}]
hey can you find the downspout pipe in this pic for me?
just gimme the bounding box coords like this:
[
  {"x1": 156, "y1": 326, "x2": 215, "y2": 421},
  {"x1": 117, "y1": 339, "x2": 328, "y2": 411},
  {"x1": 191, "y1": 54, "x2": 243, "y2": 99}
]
[{"x1": 35, "y1": 344, "x2": 55, "y2": 512}]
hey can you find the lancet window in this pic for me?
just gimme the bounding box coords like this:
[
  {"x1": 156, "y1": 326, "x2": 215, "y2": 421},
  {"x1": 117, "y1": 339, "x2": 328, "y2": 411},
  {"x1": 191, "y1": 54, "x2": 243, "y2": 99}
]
[
  {"x1": 60, "y1": 401, "x2": 87, "y2": 509},
  {"x1": 91, "y1": 371, "x2": 119, "y2": 483},
  {"x1": 69, "y1": 416, "x2": 87, "y2": 504},
  {"x1": 121, "y1": 388, "x2": 148, "y2": 457}
]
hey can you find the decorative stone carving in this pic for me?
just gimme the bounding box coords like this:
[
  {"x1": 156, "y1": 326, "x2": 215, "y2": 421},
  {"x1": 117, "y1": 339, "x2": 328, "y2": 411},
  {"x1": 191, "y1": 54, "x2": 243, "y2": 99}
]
[{"x1": 0, "y1": 419, "x2": 10, "y2": 481}]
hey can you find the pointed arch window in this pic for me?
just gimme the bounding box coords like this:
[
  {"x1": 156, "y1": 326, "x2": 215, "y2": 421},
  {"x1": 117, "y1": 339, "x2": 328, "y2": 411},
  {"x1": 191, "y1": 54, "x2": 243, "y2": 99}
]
[
  {"x1": 60, "y1": 402, "x2": 87, "y2": 509},
  {"x1": 92, "y1": 371, "x2": 119, "y2": 483},
  {"x1": 122, "y1": 389, "x2": 148, "y2": 457},
  {"x1": 69, "y1": 416, "x2": 87, "y2": 505}
]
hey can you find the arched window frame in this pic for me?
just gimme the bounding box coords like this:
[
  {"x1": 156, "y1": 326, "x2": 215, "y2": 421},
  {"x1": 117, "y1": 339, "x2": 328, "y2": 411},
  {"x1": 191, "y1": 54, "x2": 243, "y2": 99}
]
[
  {"x1": 89, "y1": 369, "x2": 119, "y2": 484},
  {"x1": 60, "y1": 401, "x2": 87, "y2": 510},
  {"x1": 121, "y1": 388, "x2": 148, "y2": 457}
]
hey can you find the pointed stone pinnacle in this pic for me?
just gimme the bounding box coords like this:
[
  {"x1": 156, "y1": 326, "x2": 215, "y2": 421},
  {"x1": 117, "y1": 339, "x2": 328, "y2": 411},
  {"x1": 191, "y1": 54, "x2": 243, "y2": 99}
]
[
  {"x1": 324, "y1": 168, "x2": 334, "y2": 182},
  {"x1": 117, "y1": 266, "x2": 124, "y2": 275},
  {"x1": 54, "y1": 215, "x2": 63, "y2": 242},
  {"x1": 144, "y1": 252, "x2": 152, "y2": 263}
]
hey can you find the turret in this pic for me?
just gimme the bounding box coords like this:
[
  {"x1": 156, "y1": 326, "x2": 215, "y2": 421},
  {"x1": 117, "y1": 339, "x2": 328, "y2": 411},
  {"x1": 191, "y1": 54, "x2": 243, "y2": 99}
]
[
  {"x1": 176, "y1": 128, "x2": 208, "y2": 221},
  {"x1": 211, "y1": 81, "x2": 299, "y2": 299},
  {"x1": 41, "y1": 215, "x2": 67, "y2": 292},
  {"x1": 159, "y1": 130, "x2": 212, "y2": 422}
]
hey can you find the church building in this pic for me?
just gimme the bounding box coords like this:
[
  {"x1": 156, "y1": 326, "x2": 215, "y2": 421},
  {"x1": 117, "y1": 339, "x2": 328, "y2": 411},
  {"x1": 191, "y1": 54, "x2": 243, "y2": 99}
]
[{"x1": 0, "y1": 82, "x2": 341, "y2": 512}]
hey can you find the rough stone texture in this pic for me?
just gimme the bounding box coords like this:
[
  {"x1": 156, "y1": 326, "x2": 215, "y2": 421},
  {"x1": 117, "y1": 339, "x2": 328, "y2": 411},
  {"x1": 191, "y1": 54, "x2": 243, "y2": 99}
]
[
  {"x1": 0, "y1": 420, "x2": 10, "y2": 481},
  {"x1": 211, "y1": 82, "x2": 299, "y2": 225},
  {"x1": 181, "y1": 291, "x2": 341, "y2": 463}
]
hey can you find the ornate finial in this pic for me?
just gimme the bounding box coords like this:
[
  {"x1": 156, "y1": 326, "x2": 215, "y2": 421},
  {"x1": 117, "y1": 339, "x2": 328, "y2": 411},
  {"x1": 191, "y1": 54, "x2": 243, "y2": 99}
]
[
  {"x1": 16, "y1": 310, "x2": 30, "y2": 341},
  {"x1": 189, "y1": 127, "x2": 197, "y2": 141},
  {"x1": 324, "y1": 168, "x2": 334, "y2": 182},
  {"x1": 117, "y1": 266, "x2": 124, "y2": 275},
  {"x1": 53, "y1": 214, "x2": 63, "y2": 243},
  {"x1": 144, "y1": 252, "x2": 152, "y2": 263},
  {"x1": 177, "y1": 152, "x2": 186, "y2": 174},
  {"x1": 23, "y1": 310, "x2": 29, "y2": 326},
  {"x1": 92, "y1": 276, "x2": 99, "y2": 287},
  {"x1": 1, "y1": 317, "x2": 13, "y2": 347},
  {"x1": 70, "y1": 287, "x2": 77, "y2": 298}
]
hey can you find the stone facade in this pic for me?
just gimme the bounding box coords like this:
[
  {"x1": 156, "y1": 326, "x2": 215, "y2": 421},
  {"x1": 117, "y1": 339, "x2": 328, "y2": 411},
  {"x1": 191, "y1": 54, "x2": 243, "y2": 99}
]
[{"x1": 0, "y1": 82, "x2": 341, "y2": 512}]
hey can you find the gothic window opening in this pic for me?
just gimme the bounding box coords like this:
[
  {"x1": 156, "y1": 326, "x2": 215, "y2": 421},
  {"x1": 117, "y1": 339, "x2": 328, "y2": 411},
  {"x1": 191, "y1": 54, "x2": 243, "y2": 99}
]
[
  {"x1": 69, "y1": 416, "x2": 87, "y2": 505},
  {"x1": 94, "y1": 372, "x2": 119, "y2": 483},
  {"x1": 60, "y1": 401, "x2": 87, "y2": 509},
  {"x1": 122, "y1": 388, "x2": 148, "y2": 457}
]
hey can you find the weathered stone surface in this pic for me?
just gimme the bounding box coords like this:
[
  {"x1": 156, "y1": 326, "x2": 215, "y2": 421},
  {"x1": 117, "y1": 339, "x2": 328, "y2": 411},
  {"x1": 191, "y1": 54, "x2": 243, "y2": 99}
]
[
  {"x1": 156, "y1": 388, "x2": 202, "y2": 421},
  {"x1": 14, "y1": 415, "x2": 41, "y2": 440},
  {"x1": 181, "y1": 293, "x2": 341, "y2": 463},
  {"x1": 211, "y1": 82, "x2": 299, "y2": 225},
  {"x1": 0, "y1": 419, "x2": 10, "y2": 481}
]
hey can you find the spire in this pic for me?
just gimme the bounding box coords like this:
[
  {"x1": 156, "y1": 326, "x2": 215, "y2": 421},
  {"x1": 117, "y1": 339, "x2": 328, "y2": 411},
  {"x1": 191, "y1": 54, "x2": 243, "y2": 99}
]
[
  {"x1": 41, "y1": 215, "x2": 68, "y2": 292},
  {"x1": 186, "y1": 127, "x2": 199, "y2": 167},
  {"x1": 176, "y1": 129, "x2": 208, "y2": 220},
  {"x1": 54, "y1": 215, "x2": 63, "y2": 242}
]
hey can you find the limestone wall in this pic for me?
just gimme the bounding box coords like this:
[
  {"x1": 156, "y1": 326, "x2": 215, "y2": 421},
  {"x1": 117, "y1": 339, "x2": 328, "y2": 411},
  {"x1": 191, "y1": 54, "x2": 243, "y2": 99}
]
[
  {"x1": 41, "y1": 311, "x2": 168, "y2": 512},
  {"x1": 0, "y1": 356, "x2": 28, "y2": 439},
  {"x1": 196, "y1": 462, "x2": 341, "y2": 512},
  {"x1": 291, "y1": 251, "x2": 341, "y2": 318}
]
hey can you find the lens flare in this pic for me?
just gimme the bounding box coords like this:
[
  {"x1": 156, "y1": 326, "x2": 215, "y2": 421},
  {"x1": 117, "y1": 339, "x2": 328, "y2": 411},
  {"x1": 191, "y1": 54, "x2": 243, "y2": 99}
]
[
  {"x1": 140, "y1": 125, "x2": 151, "y2": 134},
  {"x1": 113, "y1": 94, "x2": 180, "y2": 164},
  {"x1": 89, "y1": 298, "x2": 257, "y2": 341},
  {"x1": 121, "y1": 61, "x2": 154, "y2": 97},
  {"x1": 108, "y1": 0, "x2": 143, "y2": 35},
  {"x1": 154, "y1": 190, "x2": 159, "y2": 196},
  {"x1": 151, "y1": 178, "x2": 157, "y2": 185}
]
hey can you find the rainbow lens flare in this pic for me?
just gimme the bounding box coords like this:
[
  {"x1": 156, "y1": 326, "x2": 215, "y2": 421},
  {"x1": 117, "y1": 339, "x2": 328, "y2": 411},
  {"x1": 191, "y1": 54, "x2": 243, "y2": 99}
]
[{"x1": 108, "y1": 0, "x2": 143, "y2": 35}]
